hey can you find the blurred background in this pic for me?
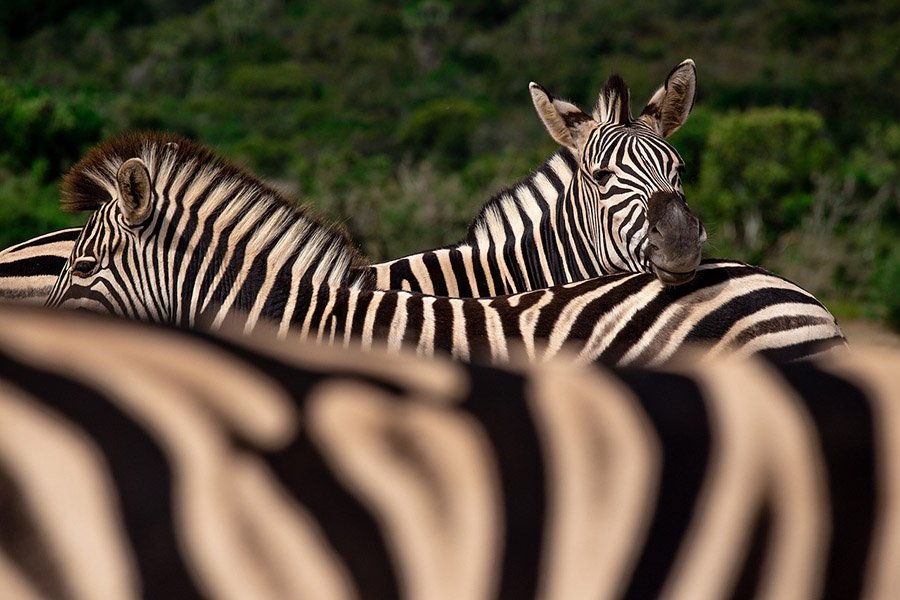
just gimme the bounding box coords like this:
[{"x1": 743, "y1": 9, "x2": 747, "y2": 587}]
[{"x1": 0, "y1": 0, "x2": 898, "y2": 333}]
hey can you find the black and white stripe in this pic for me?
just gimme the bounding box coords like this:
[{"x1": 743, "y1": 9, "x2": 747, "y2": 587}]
[
  {"x1": 0, "y1": 304, "x2": 897, "y2": 599},
  {"x1": 0, "y1": 228, "x2": 80, "y2": 304},
  {"x1": 47, "y1": 133, "x2": 845, "y2": 365}
]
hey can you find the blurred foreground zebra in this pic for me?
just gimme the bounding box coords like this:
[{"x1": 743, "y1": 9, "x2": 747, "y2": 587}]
[
  {"x1": 46, "y1": 133, "x2": 844, "y2": 364},
  {"x1": 0, "y1": 59, "x2": 701, "y2": 305},
  {"x1": 0, "y1": 304, "x2": 897, "y2": 599}
]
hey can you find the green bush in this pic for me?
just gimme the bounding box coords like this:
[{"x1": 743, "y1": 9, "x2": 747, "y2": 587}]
[
  {"x1": 873, "y1": 247, "x2": 900, "y2": 331},
  {"x1": 227, "y1": 62, "x2": 319, "y2": 99},
  {"x1": 397, "y1": 99, "x2": 485, "y2": 169},
  {"x1": 692, "y1": 107, "x2": 835, "y2": 263},
  {"x1": 0, "y1": 163, "x2": 85, "y2": 248},
  {"x1": 0, "y1": 80, "x2": 105, "y2": 180}
]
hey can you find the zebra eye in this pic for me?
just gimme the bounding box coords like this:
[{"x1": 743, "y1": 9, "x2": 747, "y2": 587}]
[
  {"x1": 592, "y1": 169, "x2": 613, "y2": 186},
  {"x1": 71, "y1": 257, "x2": 99, "y2": 278}
]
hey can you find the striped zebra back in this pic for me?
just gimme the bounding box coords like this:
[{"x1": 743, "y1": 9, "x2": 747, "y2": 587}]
[
  {"x1": 0, "y1": 228, "x2": 80, "y2": 304},
  {"x1": 0, "y1": 304, "x2": 897, "y2": 599}
]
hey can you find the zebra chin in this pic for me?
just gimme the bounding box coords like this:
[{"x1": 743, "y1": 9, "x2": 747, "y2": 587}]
[{"x1": 649, "y1": 261, "x2": 699, "y2": 286}]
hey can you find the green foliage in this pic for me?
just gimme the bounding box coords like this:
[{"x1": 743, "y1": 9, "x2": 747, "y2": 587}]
[
  {"x1": 669, "y1": 106, "x2": 715, "y2": 186},
  {"x1": 227, "y1": 62, "x2": 319, "y2": 99},
  {"x1": 0, "y1": 80, "x2": 105, "y2": 180},
  {"x1": 692, "y1": 108, "x2": 834, "y2": 262},
  {"x1": 398, "y1": 99, "x2": 485, "y2": 169},
  {"x1": 0, "y1": 162, "x2": 85, "y2": 248},
  {"x1": 873, "y1": 247, "x2": 900, "y2": 331}
]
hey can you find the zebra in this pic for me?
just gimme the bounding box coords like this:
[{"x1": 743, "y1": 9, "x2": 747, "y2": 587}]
[
  {"x1": 362, "y1": 58, "x2": 705, "y2": 294},
  {"x1": 46, "y1": 132, "x2": 845, "y2": 365},
  {"x1": 0, "y1": 59, "x2": 701, "y2": 305},
  {"x1": 0, "y1": 227, "x2": 80, "y2": 305},
  {"x1": 0, "y1": 302, "x2": 898, "y2": 599}
]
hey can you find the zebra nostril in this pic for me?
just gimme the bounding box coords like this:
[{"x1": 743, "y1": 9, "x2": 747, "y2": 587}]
[{"x1": 650, "y1": 225, "x2": 661, "y2": 237}]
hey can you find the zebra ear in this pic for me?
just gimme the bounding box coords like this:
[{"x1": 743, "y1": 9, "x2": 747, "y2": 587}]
[
  {"x1": 116, "y1": 158, "x2": 153, "y2": 226},
  {"x1": 638, "y1": 59, "x2": 697, "y2": 137},
  {"x1": 595, "y1": 74, "x2": 632, "y2": 125},
  {"x1": 530, "y1": 82, "x2": 595, "y2": 152}
]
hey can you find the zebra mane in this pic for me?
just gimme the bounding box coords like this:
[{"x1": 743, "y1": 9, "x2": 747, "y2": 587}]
[
  {"x1": 61, "y1": 132, "x2": 372, "y2": 289},
  {"x1": 463, "y1": 148, "x2": 577, "y2": 244}
]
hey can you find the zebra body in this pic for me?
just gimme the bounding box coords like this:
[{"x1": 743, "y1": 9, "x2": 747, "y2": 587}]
[
  {"x1": 0, "y1": 303, "x2": 897, "y2": 599},
  {"x1": 47, "y1": 133, "x2": 845, "y2": 364},
  {"x1": 0, "y1": 228, "x2": 80, "y2": 304}
]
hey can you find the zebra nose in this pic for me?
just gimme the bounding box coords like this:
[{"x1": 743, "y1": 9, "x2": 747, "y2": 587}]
[{"x1": 646, "y1": 191, "x2": 705, "y2": 284}]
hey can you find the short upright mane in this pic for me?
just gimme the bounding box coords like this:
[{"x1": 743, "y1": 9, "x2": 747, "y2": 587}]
[
  {"x1": 464, "y1": 148, "x2": 577, "y2": 243},
  {"x1": 62, "y1": 132, "x2": 371, "y2": 288}
]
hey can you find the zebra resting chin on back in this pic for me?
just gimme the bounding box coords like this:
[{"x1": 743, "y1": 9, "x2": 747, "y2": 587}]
[
  {"x1": 46, "y1": 132, "x2": 845, "y2": 364},
  {"x1": 0, "y1": 304, "x2": 898, "y2": 599},
  {"x1": 363, "y1": 58, "x2": 706, "y2": 295}
]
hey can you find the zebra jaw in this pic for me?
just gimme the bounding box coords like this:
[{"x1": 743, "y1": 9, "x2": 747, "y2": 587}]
[{"x1": 649, "y1": 262, "x2": 697, "y2": 286}]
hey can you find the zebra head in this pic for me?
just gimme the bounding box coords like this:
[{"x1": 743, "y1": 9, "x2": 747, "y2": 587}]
[
  {"x1": 530, "y1": 59, "x2": 706, "y2": 285},
  {"x1": 47, "y1": 157, "x2": 164, "y2": 319}
]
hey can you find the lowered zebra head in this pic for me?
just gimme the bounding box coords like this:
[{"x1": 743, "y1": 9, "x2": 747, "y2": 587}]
[{"x1": 530, "y1": 59, "x2": 706, "y2": 285}]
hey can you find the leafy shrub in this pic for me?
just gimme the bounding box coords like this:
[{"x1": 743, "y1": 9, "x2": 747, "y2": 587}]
[
  {"x1": 0, "y1": 162, "x2": 85, "y2": 248},
  {"x1": 397, "y1": 99, "x2": 485, "y2": 169},
  {"x1": 227, "y1": 63, "x2": 319, "y2": 99},
  {"x1": 692, "y1": 107, "x2": 834, "y2": 262},
  {"x1": 0, "y1": 80, "x2": 105, "y2": 180},
  {"x1": 873, "y1": 247, "x2": 900, "y2": 331}
]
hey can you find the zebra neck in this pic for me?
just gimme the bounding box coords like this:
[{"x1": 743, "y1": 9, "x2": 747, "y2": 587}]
[
  {"x1": 461, "y1": 149, "x2": 578, "y2": 293},
  {"x1": 550, "y1": 191, "x2": 603, "y2": 282}
]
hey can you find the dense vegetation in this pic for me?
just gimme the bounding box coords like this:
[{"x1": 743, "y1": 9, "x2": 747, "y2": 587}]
[{"x1": 1, "y1": 0, "x2": 898, "y2": 328}]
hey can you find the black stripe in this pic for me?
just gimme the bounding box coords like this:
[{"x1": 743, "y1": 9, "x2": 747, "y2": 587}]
[
  {"x1": 601, "y1": 266, "x2": 764, "y2": 364},
  {"x1": 306, "y1": 284, "x2": 333, "y2": 335},
  {"x1": 178, "y1": 201, "x2": 222, "y2": 313},
  {"x1": 613, "y1": 368, "x2": 712, "y2": 599},
  {"x1": 372, "y1": 291, "x2": 399, "y2": 347},
  {"x1": 431, "y1": 297, "x2": 454, "y2": 354},
  {"x1": 448, "y1": 249, "x2": 474, "y2": 297},
  {"x1": 234, "y1": 248, "x2": 270, "y2": 311},
  {"x1": 389, "y1": 259, "x2": 420, "y2": 293},
  {"x1": 0, "y1": 255, "x2": 67, "y2": 278},
  {"x1": 259, "y1": 260, "x2": 293, "y2": 319},
  {"x1": 462, "y1": 299, "x2": 490, "y2": 362},
  {"x1": 731, "y1": 502, "x2": 772, "y2": 599},
  {"x1": 757, "y1": 335, "x2": 847, "y2": 363},
  {"x1": 422, "y1": 252, "x2": 448, "y2": 296},
  {"x1": 207, "y1": 335, "x2": 415, "y2": 597},
  {"x1": 0, "y1": 349, "x2": 202, "y2": 598},
  {"x1": 263, "y1": 435, "x2": 401, "y2": 597},
  {"x1": 500, "y1": 217, "x2": 528, "y2": 293},
  {"x1": 684, "y1": 288, "x2": 826, "y2": 344},
  {"x1": 348, "y1": 291, "x2": 374, "y2": 341},
  {"x1": 461, "y1": 365, "x2": 545, "y2": 599},
  {"x1": 484, "y1": 243, "x2": 507, "y2": 294},
  {"x1": 468, "y1": 249, "x2": 491, "y2": 296},
  {"x1": 0, "y1": 458, "x2": 68, "y2": 598},
  {"x1": 772, "y1": 360, "x2": 877, "y2": 599},
  {"x1": 402, "y1": 293, "x2": 424, "y2": 347}
]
